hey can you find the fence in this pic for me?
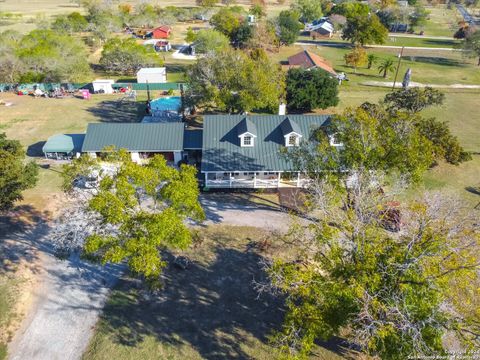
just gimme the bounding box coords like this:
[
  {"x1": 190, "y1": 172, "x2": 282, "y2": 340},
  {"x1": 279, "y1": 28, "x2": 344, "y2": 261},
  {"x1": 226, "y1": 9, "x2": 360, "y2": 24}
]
[{"x1": 0, "y1": 82, "x2": 185, "y2": 93}]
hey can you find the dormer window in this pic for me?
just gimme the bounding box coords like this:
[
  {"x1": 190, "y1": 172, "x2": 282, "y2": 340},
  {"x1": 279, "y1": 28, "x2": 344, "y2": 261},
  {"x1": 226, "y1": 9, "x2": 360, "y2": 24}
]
[
  {"x1": 242, "y1": 135, "x2": 253, "y2": 147},
  {"x1": 288, "y1": 134, "x2": 298, "y2": 146},
  {"x1": 237, "y1": 118, "x2": 257, "y2": 147},
  {"x1": 284, "y1": 132, "x2": 301, "y2": 147}
]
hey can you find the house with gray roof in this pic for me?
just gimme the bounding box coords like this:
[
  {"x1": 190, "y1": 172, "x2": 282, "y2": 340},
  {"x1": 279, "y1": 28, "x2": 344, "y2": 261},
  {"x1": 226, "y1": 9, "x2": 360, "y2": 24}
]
[{"x1": 201, "y1": 115, "x2": 331, "y2": 188}]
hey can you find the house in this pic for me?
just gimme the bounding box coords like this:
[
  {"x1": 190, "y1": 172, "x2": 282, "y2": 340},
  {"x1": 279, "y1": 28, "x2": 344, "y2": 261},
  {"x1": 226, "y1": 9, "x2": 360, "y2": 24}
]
[
  {"x1": 309, "y1": 20, "x2": 334, "y2": 38},
  {"x1": 143, "y1": 39, "x2": 171, "y2": 52},
  {"x1": 82, "y1": 123, "x2": 184, "y2": 165},
  {"x1": 92, "y1": 80, "x2": 115, "y2": 94},
  {"x1": 151, "y1": 25, "x2": 171, "y2": 39},
  {"x1": 137, "y1": 67, "x2": 167, "y2": 83},
  {"x1": 42, "y1": 134, "x2": 85, "y2": 160},
  {"x1": 155, "y1": 40, "x2": 171, "y2": 52},
  {"x1": 287, "y1": 50, "x2": 337, "y2": 76},
  {"x1": 201, "y1": 115, "x2": 331, "y2": 189}
]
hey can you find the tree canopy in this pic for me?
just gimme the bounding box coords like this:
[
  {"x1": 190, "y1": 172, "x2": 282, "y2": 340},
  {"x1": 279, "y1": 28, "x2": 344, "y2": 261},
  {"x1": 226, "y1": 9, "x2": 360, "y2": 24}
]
[
  {"x1": 62, "y1": 151, "x2": 204, "y2": 285},
  {"x1": 342, "y1": 13, "x2": 388, "y2": 45},
  {"x1": 100, "y1": 37, "x2": 163, "y2": 74},
  {"x1": 269, "y1": 101, "x2": 479, "y2": 358},
  {"x1": 276, "y1": 10, "x2": 303, "y2": 45},
  {"x1": 0, "y1": 133, "x2": 38, "y2": 211},
  {"x1": 193, "y1": 29, "x2": 230, "y2": 53},
  {"x1": 383, "y1": 87, "x2": 445, "y2": 113},
  {"x1": 286, "y1": 68, "x2": 339, "y2": 112},
  {"x1": 0, "y1": 29, "x2": 91, "y2": 82},
  {"x1": 290, "y1": 0, "x2": 323, "y2": 24},
  {"x1": 185, "y1": 48, "x2": 285, "y2": 113}
]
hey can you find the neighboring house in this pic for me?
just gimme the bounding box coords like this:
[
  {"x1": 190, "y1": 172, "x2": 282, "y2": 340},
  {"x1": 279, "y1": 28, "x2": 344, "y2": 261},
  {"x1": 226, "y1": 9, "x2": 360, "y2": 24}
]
[
  {"x1": 287, "y1": 50, "x2": 337, "y2": 76},
  {"x1": 137, "y1": 67, "x2": 167, "y2": 83},
  {"x1": 155, "y1": 40, "x2": 171, "y2": 52},
  {"x1": 143, "y1": 39, "x2": 172, "y2": 52},
  {"x1": 82, "y1": 123, "x2": 184, "y2": 164},
  {"x1": 390, "y1": 23, "x2": 408, "y2": 32},
  {"x1": 42, "y1": 134, "x2": 85, "y2": 160},
  {"x1": 151, "y1": 25, "x2": 171, "y2": 39},
  {"x1": 201, "y1": 115, "x2": 331, "y2": 189},
  {"x1": 310, "y1": 20, "x2": 334, "y2": 38}
]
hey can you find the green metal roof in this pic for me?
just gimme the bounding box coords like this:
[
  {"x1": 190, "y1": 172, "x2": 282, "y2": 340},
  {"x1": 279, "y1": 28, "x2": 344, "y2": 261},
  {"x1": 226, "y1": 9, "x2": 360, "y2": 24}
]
[
  {"x1": 42, "y1": 134, "x2": 85, "y2": 153},
  {"x1": 280, "y1": 117, "x2": 302, "y2": 136},
  {"x1": 82, "y1": 123, "x2": 185, "y2": 152},
  {"x1": 201, "y1": 115, "x2": 331, "y2": 172},
  {"x1": 183, "y1": 129, "x2": 203, "y2": 149},
  {"x1": 237, "y1": 118, "x2": 257, "y2": 136}
]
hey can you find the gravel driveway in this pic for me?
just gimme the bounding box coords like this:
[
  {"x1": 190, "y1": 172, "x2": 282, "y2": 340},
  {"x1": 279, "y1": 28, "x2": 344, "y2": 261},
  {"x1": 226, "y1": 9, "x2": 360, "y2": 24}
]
[
  {"x1": 8, "y1": 194, "x2": 291, "y2": 360},
  {"x1": 8, "y1": 224, "x2": 122, "y2": 360}
]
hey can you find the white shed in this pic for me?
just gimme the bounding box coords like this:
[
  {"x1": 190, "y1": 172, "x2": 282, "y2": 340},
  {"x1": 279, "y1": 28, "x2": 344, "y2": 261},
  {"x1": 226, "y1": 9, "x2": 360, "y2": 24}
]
[
  {"x1": 92, "y1": 79, "x2": 115, "y2": 94},
  {"x1": 137, "y1": 67, "x2": 167, "y2": 83}
]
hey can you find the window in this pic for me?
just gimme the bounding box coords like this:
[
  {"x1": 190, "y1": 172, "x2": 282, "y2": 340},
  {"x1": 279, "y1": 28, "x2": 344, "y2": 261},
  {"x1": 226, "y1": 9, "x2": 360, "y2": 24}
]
[
  {"x1": 243, "y1": 136, "x2": 252, "y2": 146},
  {"x1": 288, "y1": 135, "x2": 297, "y2": 146}
]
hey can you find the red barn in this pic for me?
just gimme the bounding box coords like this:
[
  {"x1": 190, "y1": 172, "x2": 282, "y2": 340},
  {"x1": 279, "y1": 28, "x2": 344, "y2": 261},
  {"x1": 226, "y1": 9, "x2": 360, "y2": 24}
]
[{"x1": 151, "y1": 26, "x2": 171, "y2": 39}]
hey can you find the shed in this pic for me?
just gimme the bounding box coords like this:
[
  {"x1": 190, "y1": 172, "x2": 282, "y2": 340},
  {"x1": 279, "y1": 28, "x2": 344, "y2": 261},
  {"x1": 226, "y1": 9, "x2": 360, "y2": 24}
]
[
  {"x1": 92, "y1": 80, "x2": 115, "y2": 94},
  {"x1": 151, "y1": 25, "x2": 171, "y2": 39},
  {"x1": 137, "y1": 67, "x2": 167, "y2": 83},
  {"x1": 42, "y1": 134, "x2": 85, "y2": 159}
]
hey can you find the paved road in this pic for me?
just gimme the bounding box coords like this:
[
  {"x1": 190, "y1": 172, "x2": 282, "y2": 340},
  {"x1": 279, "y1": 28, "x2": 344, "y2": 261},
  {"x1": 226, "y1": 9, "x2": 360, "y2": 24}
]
[
  {"x1": 456, "y1": 3, "x2": 480, "y2": 25},
  {"x1": 295, "y1": 41, "x2": 460, "y2": 51}
]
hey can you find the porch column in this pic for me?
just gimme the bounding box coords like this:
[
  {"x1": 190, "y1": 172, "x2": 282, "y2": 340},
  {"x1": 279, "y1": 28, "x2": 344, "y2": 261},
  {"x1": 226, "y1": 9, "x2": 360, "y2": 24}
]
[
  {"x1": 205, "y1": 172, "x2": 208, "y2": 186},
  {"x1": 296, "y1": 172, "x2": 301, "y2": 187},
  {"x1": 229, "y1": 173, "x2": 232, "y2": 188},
  {"x1": 253, "y1": 173, "x2": 257, "y2": 188},
  {"x1": 277, "y1": 172, "x2": 281, "y2": 187}
]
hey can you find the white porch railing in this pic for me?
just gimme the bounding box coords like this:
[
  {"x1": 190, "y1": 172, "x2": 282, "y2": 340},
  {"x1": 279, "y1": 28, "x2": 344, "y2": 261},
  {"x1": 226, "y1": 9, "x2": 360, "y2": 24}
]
[{"x1": 206, "y1": 178, "x2": 279, "y2": 188}]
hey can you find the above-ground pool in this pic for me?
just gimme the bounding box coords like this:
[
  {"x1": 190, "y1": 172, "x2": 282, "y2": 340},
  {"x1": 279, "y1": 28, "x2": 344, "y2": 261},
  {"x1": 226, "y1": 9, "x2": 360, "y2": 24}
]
[{"x1": 150, "y1": 96, "x2": 181, "y2": 112}]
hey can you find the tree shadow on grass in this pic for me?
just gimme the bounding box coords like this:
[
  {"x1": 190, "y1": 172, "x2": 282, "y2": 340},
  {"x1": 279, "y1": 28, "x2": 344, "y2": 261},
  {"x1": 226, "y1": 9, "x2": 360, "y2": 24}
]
[
  {"x1": 404, "y1": 56, "x2": 467, "y2": 67},
  {"x1": 0, "y1": 205, "x2": 51, "y2": 275},
  {"x1": 100, "y1": 247, "x2": 283, "y2": 359},
  {"x1": 86, "y1": 100, "x2": 146, "y2": 123},
  {"x1": 99, "y1": 244, "x2": 349, "y2": 358}
]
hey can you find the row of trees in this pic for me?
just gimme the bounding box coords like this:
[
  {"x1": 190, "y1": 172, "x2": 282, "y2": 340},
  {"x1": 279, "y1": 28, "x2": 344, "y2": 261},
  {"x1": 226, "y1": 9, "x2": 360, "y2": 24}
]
[{"x1": 0, "y1": 30, "x2": 91, "y2": 83}]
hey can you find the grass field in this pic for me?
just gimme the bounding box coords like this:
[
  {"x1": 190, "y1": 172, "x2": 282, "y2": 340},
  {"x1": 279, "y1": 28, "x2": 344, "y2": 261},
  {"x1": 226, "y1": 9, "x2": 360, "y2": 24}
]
[
  {"x1": 422, "y1": 6, "x2": 463, "y2": 37},
  {"x1": 83, "y1": 225, "x2": 342, "y2": 360}
]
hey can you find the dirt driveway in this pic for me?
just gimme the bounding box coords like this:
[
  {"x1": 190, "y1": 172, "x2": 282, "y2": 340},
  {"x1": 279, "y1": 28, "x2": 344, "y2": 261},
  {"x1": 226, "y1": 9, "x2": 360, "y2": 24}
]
[
  {"x1": 6, "y1": 192, "x2": 295, "y2": 360},
  {"x1": 200, "y1": 193, "x2": 295, "y2": 232}
]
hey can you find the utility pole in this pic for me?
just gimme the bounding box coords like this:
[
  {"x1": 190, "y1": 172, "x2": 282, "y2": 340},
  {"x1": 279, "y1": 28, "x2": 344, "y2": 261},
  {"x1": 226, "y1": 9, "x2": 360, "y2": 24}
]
[{"x1": 392, "y1": 46, "x2": 405, "y2": 91}]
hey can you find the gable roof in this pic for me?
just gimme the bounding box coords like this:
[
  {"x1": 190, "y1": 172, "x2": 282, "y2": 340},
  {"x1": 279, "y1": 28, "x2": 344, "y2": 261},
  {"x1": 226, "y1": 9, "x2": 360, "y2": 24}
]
[
  {"x1": 82, "y1": 123, "x2": 184, "y2": 152},
  {"x1": 201, "y1": 115, "x2": 331, "y2": 172},
  {"x1": 237, "y1": 117, "x2": 257, "y2": 137},
  {"x1": 288, "y1": 50, "x2": 337, "y2": 75},
  {"x1": 280, "y1": 117, "x2": 302, "y2": 136},
  {"x1": 153, "y1": 25, "x2": 171, "y2": 33}
]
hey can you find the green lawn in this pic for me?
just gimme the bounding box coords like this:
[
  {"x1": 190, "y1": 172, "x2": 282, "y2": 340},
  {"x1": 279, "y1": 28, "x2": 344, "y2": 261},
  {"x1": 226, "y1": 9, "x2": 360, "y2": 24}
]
[
  {"x1": 422, "y1": 6, "x2": 462, "y2": 37},
  {"x1": 83, "y1": 225, "x2": 343, "y2": 360}
]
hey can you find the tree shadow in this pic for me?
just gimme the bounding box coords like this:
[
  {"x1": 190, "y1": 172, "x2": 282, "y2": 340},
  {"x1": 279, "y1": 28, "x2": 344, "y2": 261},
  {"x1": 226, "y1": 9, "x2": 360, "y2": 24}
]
[
  {"x1": 405, "y1": 56, "x2": 467, "y2": 67},
  {"x1": 423, "y1": 39, "x2": 459, "y2": 47},
  {"x1": 86, "y1": 100, "x2": 146, "y2": 123},
  {"x1": 0, "y1": 205, "x2": 51, "y2": 275},
  {"x1": 465, "y1": 186, "x2": 480, "y2": 196},
  {"x1": 98, "y1": 247, "x2": 285, "y2": 359}
]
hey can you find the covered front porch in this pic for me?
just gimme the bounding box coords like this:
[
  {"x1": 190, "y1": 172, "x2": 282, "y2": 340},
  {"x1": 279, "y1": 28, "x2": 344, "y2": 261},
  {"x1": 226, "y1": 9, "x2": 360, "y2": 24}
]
[{"x1": 204, "y1": 171, "x2": 311, "y2": 189}]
